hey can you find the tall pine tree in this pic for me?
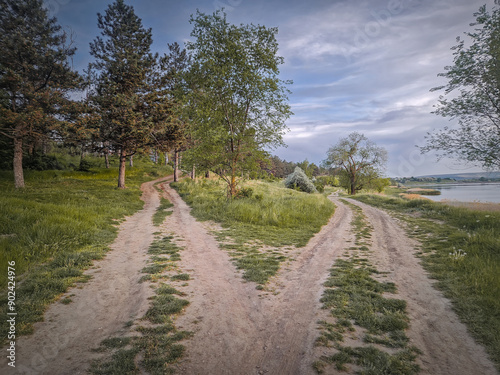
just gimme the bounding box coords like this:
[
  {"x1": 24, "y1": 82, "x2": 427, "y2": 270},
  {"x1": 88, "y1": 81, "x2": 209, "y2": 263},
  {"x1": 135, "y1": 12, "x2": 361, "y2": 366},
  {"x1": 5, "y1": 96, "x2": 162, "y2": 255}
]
[
  {"x1": 0, "y1": 0, "x2": 80, "y2": 188},
  {"x1": 89, "y1": 0, "x2": 170, "y2": 188}
]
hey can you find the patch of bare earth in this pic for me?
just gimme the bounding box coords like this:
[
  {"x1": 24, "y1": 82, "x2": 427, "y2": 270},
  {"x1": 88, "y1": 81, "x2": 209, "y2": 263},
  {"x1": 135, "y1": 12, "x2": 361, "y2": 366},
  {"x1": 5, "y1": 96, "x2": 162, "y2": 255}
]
[
  {"x1": 344, "y1": 198, "x2": 498, "y2": 375},
  {"x1": 0, "y1": 176, "x2": 172, "y2": 375}
]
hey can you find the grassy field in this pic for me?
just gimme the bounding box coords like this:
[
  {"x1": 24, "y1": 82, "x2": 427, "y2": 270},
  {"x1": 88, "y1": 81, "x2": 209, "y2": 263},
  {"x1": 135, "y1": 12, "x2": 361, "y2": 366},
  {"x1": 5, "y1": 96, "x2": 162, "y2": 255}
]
[
  {"x1": 0, "y1": 161, "x2": 172, "y2": 341},
  {"x1": 172, "y1": 178, "x2": 335, "y2": 285},
  {"x1": 352, "y1": 194, "x2": 500, "y2": 371}
]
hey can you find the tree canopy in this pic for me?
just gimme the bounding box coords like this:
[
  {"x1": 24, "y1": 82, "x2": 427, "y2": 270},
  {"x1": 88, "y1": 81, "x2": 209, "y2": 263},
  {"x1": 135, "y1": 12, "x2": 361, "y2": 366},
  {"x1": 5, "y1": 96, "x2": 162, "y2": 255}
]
[
  {"x1": 422, "y1": 4, "x2": 500, "y2": 170},
  {"x1": 0, "y1": 0, "x2": 80, "y2": 188},
  {"x1": 184, "y1": 10, "x2": 292, "y2": 197},
  {"x1": 323, "y1": 132, "x2": 387, "y2": 195}
]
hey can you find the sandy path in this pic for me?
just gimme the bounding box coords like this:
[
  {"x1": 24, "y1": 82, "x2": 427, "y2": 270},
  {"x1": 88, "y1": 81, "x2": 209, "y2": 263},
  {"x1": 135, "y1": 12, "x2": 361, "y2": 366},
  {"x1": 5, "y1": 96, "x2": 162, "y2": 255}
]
[
  {"x1": 161, "y1": 184, "x2": 353, "y2": 375},
  {"x1": 165, "y1": 186, "x2": 497, "y2": 375},
  {"x1": 343, "y1": 198, "x2": 498, "y2": 375},
  {"x1": 1, "y1": 176, "x2": 171, "y2": 375}
]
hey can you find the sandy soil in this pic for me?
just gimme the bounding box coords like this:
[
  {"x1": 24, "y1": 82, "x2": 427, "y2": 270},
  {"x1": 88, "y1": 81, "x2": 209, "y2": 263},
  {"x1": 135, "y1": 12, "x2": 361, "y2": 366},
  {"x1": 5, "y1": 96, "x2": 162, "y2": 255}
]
[
  {"x1": 2, "y1": 180, "x2": 498, "y2": 375},
  {"x1": 162, "y1": 184, "x2": 353, "y2": 375},
  {"x1": 1, "y1": 176, "x2": 171, "y2": 375},
  {"x1": 343, "y1": 198, "x2": 498, "y2": 375}
]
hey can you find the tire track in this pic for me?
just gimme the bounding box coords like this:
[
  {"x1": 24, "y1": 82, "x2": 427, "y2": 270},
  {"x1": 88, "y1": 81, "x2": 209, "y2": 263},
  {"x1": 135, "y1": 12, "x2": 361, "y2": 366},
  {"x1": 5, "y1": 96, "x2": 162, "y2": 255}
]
[
  {"x1": 165, "y1": 187, "x2": 352, "y2": 375},
  {"x1": 345, "y1": 198, "x2": 498, "y2": 375}
]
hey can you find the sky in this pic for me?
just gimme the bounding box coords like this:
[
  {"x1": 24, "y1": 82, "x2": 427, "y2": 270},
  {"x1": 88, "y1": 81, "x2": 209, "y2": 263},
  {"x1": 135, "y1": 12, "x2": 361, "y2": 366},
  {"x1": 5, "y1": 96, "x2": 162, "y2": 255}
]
[{"x1": 45, "y1": 0, "x2": 496, "y2": 177}]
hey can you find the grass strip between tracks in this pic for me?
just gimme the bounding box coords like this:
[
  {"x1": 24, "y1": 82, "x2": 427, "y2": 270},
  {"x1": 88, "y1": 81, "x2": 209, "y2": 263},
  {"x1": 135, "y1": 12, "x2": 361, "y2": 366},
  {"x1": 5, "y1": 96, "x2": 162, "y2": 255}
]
[{"x1": 314, "y1": 200, "x2": 420, "y2": 374}]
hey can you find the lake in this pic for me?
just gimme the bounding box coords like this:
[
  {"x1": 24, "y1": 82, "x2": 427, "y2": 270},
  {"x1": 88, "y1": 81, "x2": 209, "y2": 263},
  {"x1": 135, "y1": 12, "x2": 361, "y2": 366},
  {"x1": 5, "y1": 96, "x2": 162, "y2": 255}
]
[{"x1": 413, "y1": 183, "x2": 500, "y2": 203}]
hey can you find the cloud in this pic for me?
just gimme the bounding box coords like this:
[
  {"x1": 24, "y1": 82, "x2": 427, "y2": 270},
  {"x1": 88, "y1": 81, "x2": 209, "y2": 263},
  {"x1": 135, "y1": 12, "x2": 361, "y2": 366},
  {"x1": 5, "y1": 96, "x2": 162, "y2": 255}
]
[{"x1": 52, "y1": 0, "x2": 490, "y2": 176}]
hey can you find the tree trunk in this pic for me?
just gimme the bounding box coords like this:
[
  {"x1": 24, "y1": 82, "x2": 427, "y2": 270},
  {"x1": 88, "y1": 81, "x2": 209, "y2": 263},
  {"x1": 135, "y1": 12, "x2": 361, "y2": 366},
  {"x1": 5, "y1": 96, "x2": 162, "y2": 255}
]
[
  {"x1": 13, "y1": 136, "x2": 24, "y2": 189},
  {"x1": 173, "y1": 150, "x2": 179, "y2": 182},
  {"x1": 350, "y1": 176, "x2": 356, "y2": 195},
  {"x1": 129, "y1": 155, "x2": 133, "y2": 167},
  {"x1": 164, "y1": 152, "x2": 168, "y2": 165},
  {"x1": 118, "y1": 150, "x2": 127, "y2": 189},
  {"x1": 104, "y1": 151, "x2": 110, "y2": 169},
  {"x1": 205, "y1": 170, "x2": 210, "y2": 178},
  {"x1": 229, "y1": 174, "x2": 237, "y2": 198},
  {"x1": 191, "y1": 164, "x2": 196, "y2": 179}
]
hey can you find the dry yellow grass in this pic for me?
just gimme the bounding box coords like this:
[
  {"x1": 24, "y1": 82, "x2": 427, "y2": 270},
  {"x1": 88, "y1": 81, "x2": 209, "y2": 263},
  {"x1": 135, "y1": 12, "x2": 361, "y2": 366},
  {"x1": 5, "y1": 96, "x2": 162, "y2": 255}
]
[
  {"x1": 399, "y1": 193, "x2": 431, "y2": 201},
  {"x1": 440, "y1": 200, "x2": 500, "y2": 212}
]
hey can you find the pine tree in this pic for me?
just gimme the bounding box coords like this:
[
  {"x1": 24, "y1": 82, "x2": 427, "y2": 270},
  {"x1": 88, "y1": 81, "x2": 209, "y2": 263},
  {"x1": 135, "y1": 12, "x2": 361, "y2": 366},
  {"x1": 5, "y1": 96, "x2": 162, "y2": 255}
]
[
  {"x1": 0, "y1": 0, "x2": 80, "y2": 188},
  {"x1": 89, "y1": 0, "x2": 170, "y2": 188}
]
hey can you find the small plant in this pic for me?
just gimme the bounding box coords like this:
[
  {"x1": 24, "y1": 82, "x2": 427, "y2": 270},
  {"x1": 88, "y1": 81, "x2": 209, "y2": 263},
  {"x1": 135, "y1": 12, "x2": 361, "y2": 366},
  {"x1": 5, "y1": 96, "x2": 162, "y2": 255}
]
[
  {"x1": 285, "y1": 167, "x2": 317, "y2": 193},
  {"x1": 235, "y1": 187, "x2": 253, "y2": 199},
  {"x1": 152, "y1": 197, "x2": 174, "y2": 226},
  {"x1": 449, "y1": 248, "x2": 467, "y2": 260}
]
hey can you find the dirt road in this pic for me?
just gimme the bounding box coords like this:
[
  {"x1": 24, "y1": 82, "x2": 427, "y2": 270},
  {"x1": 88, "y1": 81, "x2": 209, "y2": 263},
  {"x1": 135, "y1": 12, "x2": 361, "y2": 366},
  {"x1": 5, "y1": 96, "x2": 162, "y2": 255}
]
[
  {"x1": 165, "y1": 190, "x2": 498, "y2": 375},
  {"x1": 1, "y1": 176, "x2": 172, "y2": 375},
  {"x1": 2, "y1": 179, "x2": 498, "y2": 375}
]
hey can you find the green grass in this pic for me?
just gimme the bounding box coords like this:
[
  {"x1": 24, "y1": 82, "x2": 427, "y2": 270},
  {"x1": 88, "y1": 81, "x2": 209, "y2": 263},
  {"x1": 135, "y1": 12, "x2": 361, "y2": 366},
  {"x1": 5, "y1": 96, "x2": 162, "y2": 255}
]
[
  {"x1": 315, "y1": 198, "x2": 420, "y2": 374},
  {"x1": 172, "y1": 178, "x2": 335, "y2": 285},
  {"x1": 152, "y1": 197, "x2": 174, "y2": 226},
  {"x1": 0, "y1": 163, "x2": 172, "y2": 342},
  {"x1": 352, "y1": 193, "x2": 500, "y2": 371}
]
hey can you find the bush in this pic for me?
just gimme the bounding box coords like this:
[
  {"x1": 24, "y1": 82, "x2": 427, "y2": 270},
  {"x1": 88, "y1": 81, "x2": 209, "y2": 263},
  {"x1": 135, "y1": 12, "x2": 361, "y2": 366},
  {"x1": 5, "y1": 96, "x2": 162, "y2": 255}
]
[
  {"x1": 24, "y1": 154, "x2": 63, "y2": 171},
  {"x1": 285, "y1": 167, "x2": 317, "y2": 193},
  {"x1": 78, "y1": 158, "x2": 93, "y2": 172},
  {"x1": 235, "y1": 187, "x2": 253, "y2": 199}
]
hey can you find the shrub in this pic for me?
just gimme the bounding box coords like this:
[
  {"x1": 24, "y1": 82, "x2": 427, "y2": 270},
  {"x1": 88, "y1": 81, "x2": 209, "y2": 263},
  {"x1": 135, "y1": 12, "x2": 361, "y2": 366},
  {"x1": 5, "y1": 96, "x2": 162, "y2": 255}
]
[
  {"x1": 24, "y1": 154, "x2": 63, "y2": 171},
  {"x1": 284, "y1": 166, "x2": 317, "y2": 193},
  {"x1": 78, "y1": 159, "x2": 93, "y2": 172},
  {"x1": 235, "y1": 187, "x2": 253, "y2": 199}
]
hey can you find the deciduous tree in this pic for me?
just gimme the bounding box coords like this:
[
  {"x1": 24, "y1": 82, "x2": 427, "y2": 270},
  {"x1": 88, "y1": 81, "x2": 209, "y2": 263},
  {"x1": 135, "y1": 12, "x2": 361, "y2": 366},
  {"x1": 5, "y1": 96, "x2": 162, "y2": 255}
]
[
  {"x1": 185, "y1": 10, "x2": 292, "y2": 197},
  {"x1": 323, "y1": 132, "x2": 387, "y2": 195},
  {"x1": 422, "y1": 4, "x2": 500, "y2": 170}
]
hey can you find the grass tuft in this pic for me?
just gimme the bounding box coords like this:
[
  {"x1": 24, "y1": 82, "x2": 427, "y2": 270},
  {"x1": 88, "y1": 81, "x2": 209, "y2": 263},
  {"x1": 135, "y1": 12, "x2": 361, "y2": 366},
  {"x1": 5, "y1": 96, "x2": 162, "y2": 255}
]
[
  {"x1": 152, "y1": 197, "x2": 174, "y2": 226},
  {"x1": 315, "y1": 198, "x2": 419, "y2": 374}
]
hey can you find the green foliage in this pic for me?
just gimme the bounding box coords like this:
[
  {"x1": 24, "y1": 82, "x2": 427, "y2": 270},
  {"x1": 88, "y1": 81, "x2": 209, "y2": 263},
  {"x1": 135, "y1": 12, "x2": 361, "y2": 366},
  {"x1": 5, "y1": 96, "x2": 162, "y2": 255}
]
[
  {"x1": 0, "y1": 0, "x2": 81, "y2": 188},
  {"x1": 324, "y1": 132, "x2": 387, "y2": 195},
  {"x1": 423, "y1": 4, "x2": 500, "y2": 169},
  {"x1": 368, "y1": 177, "x2": 391, "y2": 193},
  {"x1": 284, "y1": 166, "x2": 317, "y2": 193},
  {"x1": 315, "y1": 175, "x2": 340, "y2": 187},
  {"x1": 353, "y1": 194, "x2": 500, "y2": 371},
  {"x1": 185, "y1": 10, "x2": 292, "y2": 197},
  {"x1": 89, "y1": 0, "x2": 177, "y2": 188}
]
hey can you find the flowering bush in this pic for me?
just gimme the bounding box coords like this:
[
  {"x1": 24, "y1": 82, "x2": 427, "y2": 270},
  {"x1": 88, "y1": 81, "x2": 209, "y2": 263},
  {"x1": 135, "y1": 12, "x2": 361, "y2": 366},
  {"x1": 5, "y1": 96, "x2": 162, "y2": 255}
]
[{"x1": 285, "y1": 167, "x2": 317, "y2": 193}]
